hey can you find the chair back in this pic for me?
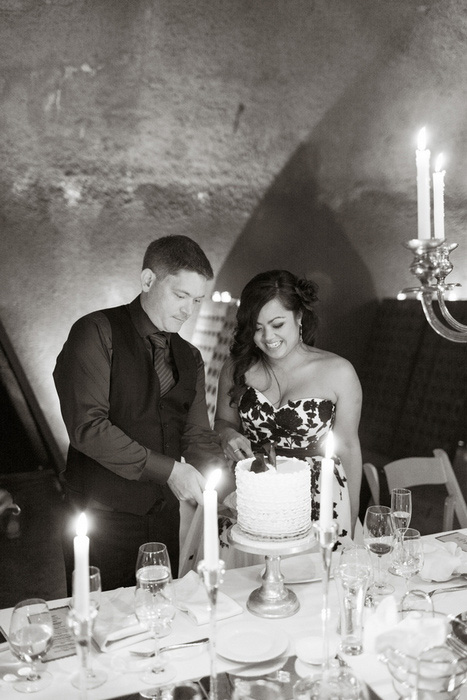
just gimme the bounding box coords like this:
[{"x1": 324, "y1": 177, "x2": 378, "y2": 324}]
[
  {"x1": 383, "y1": 448, "x2": 467, "y2": 531},
  {"x1": 363, "y1": 462, "x2": 380, "y2": 505}
]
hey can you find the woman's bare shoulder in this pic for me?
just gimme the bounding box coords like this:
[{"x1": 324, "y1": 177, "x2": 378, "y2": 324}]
[{"x1": 306, "y1": 347, "x2": 358, "y2": 377}]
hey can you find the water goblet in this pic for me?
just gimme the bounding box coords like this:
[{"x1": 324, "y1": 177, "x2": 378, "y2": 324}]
[
  {"x1": 363, "y1": 505, "x2": 395, "y2": 596},
  {"x1": 391, "y1": 528, "x2": 424, "y2": 593},
  {"x1": 70, "y1": 565, "x2": 107, "y2": 689},
  {"x1": 8, "y1": 598, "x2": 54, "y2": 693},
  {"x1": 135, "y1": 542, "x2": 177, "y2": 692}
]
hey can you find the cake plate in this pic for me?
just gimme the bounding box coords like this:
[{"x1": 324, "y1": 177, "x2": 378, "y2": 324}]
[{"x1": 228, "y1": 524, "x2": 317, "y2": 619}]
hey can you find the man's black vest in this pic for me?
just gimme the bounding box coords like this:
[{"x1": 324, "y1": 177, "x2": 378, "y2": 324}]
[{"x1": 65, "y1": 304, "x2": 197, "y2": 515}]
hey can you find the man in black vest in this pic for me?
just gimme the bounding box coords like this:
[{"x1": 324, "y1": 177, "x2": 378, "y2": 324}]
[{"x1": 54, "y1": 235, "x2": 226, "y2": 591}]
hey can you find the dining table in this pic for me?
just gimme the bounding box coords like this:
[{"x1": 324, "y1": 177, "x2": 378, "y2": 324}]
[{"x1": 1, "y1": 528, "x2": 467, "y2": 700}]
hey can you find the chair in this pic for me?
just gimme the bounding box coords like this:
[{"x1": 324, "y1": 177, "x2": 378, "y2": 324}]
[
  {"x1": 363, "y1": 462, "x2": 380, "y2": 506},
  {"x1": 363, "y1": 448, "x2": 467, "y2": 531}
]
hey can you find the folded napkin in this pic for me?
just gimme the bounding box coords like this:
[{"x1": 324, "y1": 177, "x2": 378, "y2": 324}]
[
  {"x1": 420, "y1": 539, "x2": 467, "y2": 582},
  {"x1": 363, "y1": 595, "x2": 448, "y2": 657},
  {"x1": 174, "y1": 570, "x2": 243, "y2": 625},
  {"x1": 93, "y1": 588, "x2": 151, "y2": 653}
]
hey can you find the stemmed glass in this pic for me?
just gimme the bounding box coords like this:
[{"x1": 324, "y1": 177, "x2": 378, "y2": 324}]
[
  {"x1": 8, "y1": 598, "x2": 54, "y2": 693},
  {"x1": 391, "y1": 528, "x2": 424, "y2": 592},
  {"x1": 389, "y1": 488, "x2": 412, "y2": 575},
  {"x1": 135, "y1": 542, "x2": 177, "y2": 694},
  {"x1": 363, "y1": 505, "x2": 395, "y2": 596},
  {"x1": 71, "y1": 565, "x2": 107, "y2": 689},
  {"x1": 391, "y1": 488, "x2": 412, "y2": 532}
]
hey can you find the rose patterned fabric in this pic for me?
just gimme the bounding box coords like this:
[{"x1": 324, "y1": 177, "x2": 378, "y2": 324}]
[{"x1": 238, "y1": 386, "x2": 351, "y2": 538}]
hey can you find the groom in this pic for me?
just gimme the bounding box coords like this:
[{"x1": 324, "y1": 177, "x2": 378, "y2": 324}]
[{"x1": 54, "y1": 235, "x2": 226, "y2": 590}]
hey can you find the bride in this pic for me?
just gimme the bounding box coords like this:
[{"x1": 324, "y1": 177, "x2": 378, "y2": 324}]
[{"x1": 214, "y1": 269, "x2": 362, "y2": 538}]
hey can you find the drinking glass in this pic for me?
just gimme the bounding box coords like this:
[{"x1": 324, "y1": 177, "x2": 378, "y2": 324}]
[
  {"x1": 335, "y1": 544, "x2": 372, "y2": 655},
  {"x1": 391, "y1": 488, "x2": 412, "y2": 532},
  {"x1": 135, "y1": 542, "x2": 177, "y2": 689},
  {"x1": 70, "y1": 565, "x2": 107, "y2": 689},
  {"x1": 389, "y1": 488, "x2": 412, "y2": 575},
  {"x1": 391, "y1": 528, "x2": 424, "y2": 592},
  {"x1": 363, "y1": 505, "x2": 395, "y2": 596},
  {"x1": 8, "y1": 598, "x2": 54, "y2": 693}
]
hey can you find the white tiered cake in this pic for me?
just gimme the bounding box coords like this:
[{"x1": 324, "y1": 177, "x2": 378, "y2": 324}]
[{"x1": 235, "y1": 456, "x2": 312, "y2": 541}]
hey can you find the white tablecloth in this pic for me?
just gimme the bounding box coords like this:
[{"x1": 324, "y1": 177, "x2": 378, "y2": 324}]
[{"x1": 1, "y1": 530, "x2": 467, "y2": 699}]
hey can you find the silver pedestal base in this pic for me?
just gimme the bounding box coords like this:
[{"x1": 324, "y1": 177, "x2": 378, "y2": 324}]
[
  {"x1": 247, "y1": 555, "x2": 299, "y2": 618},
  {"x1": 227, "y1": 524, "x2": 316, "y2": 619}
]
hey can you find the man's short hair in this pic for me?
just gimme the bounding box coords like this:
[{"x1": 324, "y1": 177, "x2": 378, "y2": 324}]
[{"x1": 142, "y1": 235, "x2": 214, "y2": 280}]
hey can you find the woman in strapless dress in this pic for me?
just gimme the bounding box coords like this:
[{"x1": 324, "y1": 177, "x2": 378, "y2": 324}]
[{"x1": 215, "y1": 269, "x2": 362, "y2": 545}]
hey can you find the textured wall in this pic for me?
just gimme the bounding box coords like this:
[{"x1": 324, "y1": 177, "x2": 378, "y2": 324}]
[{"x1": 0, "y1": 0, "x2": 466, "y2": 456}]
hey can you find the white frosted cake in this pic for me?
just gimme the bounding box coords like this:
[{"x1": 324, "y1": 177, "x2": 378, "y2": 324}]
[{"x1": 235, "y1": 456, "x2": 311, "y2": 541}]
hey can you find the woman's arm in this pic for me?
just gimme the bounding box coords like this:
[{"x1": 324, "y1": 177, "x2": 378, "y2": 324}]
[
  {"x1": 331, "y1": 358, "x2": 363, "y2": 534},
  {"x1": 214, "y1": 360, "x2": 254, "y2": 461}
]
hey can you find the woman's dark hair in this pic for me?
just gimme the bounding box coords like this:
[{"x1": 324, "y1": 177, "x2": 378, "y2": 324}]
[{"x1": 229, "y1": 270, "x2": 319, "y2": 404}]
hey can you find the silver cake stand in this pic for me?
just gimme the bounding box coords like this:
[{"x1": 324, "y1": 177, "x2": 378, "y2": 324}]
[{"x1": 228, "y1": 524, "x2": 317, "y2": 618}]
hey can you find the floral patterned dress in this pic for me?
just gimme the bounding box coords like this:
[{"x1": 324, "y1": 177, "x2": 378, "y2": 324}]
[{"x1": 238, "y1": 386, "x2": 351, "y2": 538}]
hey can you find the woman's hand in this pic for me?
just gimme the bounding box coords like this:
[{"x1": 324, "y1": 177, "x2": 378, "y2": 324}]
[{"x1": 219, "y1": 426, "x2": 254, "y2": 463}]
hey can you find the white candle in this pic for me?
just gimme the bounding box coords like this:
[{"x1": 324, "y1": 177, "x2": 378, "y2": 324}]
[
  {"x1": 73, "y1": 512, "x2": 90, "y2": 618},
  {"x1": 203, "y1": 469, "x2": 221, "y2": 569},
  {"x1": 320, "y1": 432, "x2": 335, "y2": 529},
  {"x1": 416, "y1": 127, "x2": 431, "y2": 239},
  {"x1": 433, "y1": 153, "x2": 446, "y2": 240}
]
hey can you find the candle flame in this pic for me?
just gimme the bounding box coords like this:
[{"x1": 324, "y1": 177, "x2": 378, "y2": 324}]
[
  {"x1": 435, "y1": 153, "x2": 444, "y2": 172},
  {"x1": 205, "y1": 468, "x2": 221, "y2": 491},
  {"x1": 325, "y1": 432, "x2": 334, "y2": 460},
  {"x1": 76, "y1": 512, "x2": 88, "y2": 537},
  {"x1": 417, "y1": 127, "x2": 427, "y2": 151}
]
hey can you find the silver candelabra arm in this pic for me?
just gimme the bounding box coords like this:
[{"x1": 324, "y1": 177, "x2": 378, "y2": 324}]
[{"x1": 403, "y1": 238, "x2": 467, "y2": 343}]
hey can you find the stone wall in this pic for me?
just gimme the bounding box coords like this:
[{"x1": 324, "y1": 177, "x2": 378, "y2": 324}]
[{"x1": 0, "y1": 0, "x2": 466, "y2": 455}]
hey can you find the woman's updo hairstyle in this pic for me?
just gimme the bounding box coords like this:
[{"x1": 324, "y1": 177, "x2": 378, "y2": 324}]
[{"x1": 229, "y1": 270, "x2": 319, "y2": 404}]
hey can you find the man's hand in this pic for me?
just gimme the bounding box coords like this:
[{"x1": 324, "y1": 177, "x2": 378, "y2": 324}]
[{"x1": 167, "y1": 462, "x2": 206, "y2": 506}]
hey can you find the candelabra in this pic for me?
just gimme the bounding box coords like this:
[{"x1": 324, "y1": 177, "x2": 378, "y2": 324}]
[
  {"x1": 198, "y1": 559, "x2": 225, "y2": 700},
  {"x1": 402, "y1": 238, "x2": 467, "y2": 343}
]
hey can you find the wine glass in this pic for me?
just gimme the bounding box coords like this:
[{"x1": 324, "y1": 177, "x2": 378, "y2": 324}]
[
  {"x1": 70, "y1": 565, "x2": 107, "y2": 689},
  {"x1": 363, "y1": 505, "x2": 395, "y2": 596},
  {"x1": 391, "y1": 488, "x2": 412, "y2": 532},
  {"x1": 391, "y1": 527, "x2": 424, "y2": 592},
  {"x1": 389, "y1": 487, "x2": 412, "y2": 575},
  {"x1": 8, "y1": 598, "x2": 54, "y2": 693},
  {"x1": 135, "y1": 543, "x2": 177, "y2": 690}
]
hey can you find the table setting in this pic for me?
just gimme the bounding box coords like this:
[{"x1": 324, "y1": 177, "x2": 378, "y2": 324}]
[{"x1": 4, "y1": 466, "x2": 467, "y2": 699}]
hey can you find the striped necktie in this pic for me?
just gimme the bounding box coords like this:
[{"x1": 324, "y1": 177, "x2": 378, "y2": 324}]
[{"x1": 148, "y1": 332, "x2": 175, "y2": 396}]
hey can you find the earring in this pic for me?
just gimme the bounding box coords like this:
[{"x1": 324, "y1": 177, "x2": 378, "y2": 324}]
[{"x1": 299, "y1": 323, "x2": 303, "y2": 342}]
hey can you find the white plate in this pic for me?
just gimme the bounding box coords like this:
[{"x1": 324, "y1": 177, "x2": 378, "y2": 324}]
[
  {"x1": 231, "y1": 655, "x2": 288, "y2": 678},
  {"x1": 260, "y1": 553, "x2": 335, "y2": 585},
  {"x1": 295, "y1": 635, "x2": 338, "y2": 666},
  {"x1": 216, "y1": 622, "x2": 289, "y2": 664}
]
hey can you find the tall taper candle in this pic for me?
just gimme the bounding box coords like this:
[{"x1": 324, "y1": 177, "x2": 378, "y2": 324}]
[
  {"x1": 320, "y1": 433, "x2": 334, "y2": 528},
  {"x1": 416, "y1": 127, "x2": 431, "y2": 240},
  {"x1": 433, "y1": 153, "x2": 445, "y2": 240},
  {"x1": 73, "y1": 512, "x2": 90, "y2": 618},
  {"x1": 203, "y1": 469, "x2": 221, "y2": 569}
]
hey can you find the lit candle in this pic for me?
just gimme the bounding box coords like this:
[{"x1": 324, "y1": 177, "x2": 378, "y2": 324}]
[
  {"x1": 203, "y1": 469, "x2": 221, "y2": 569},
  {"x1": 73, "y1": 512, "x2": 90, "y2": 618},
  {"x1": 433, "y1": 153, "x2": 446, "y2": 240},
  {"x1": 416, "y1": 127, "x2": 431, "y2": 240},
  {"x1": 320, "y1": 432, "x2": 335, "y2": 529}
]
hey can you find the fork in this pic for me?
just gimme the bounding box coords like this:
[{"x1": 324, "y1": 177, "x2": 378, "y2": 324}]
[
  {"x1": 130, "y1": 637, "x2": 209, "y2": 657},
  {"x1": 427, "y1": 583, "x2": 467, "y2": 597}
]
